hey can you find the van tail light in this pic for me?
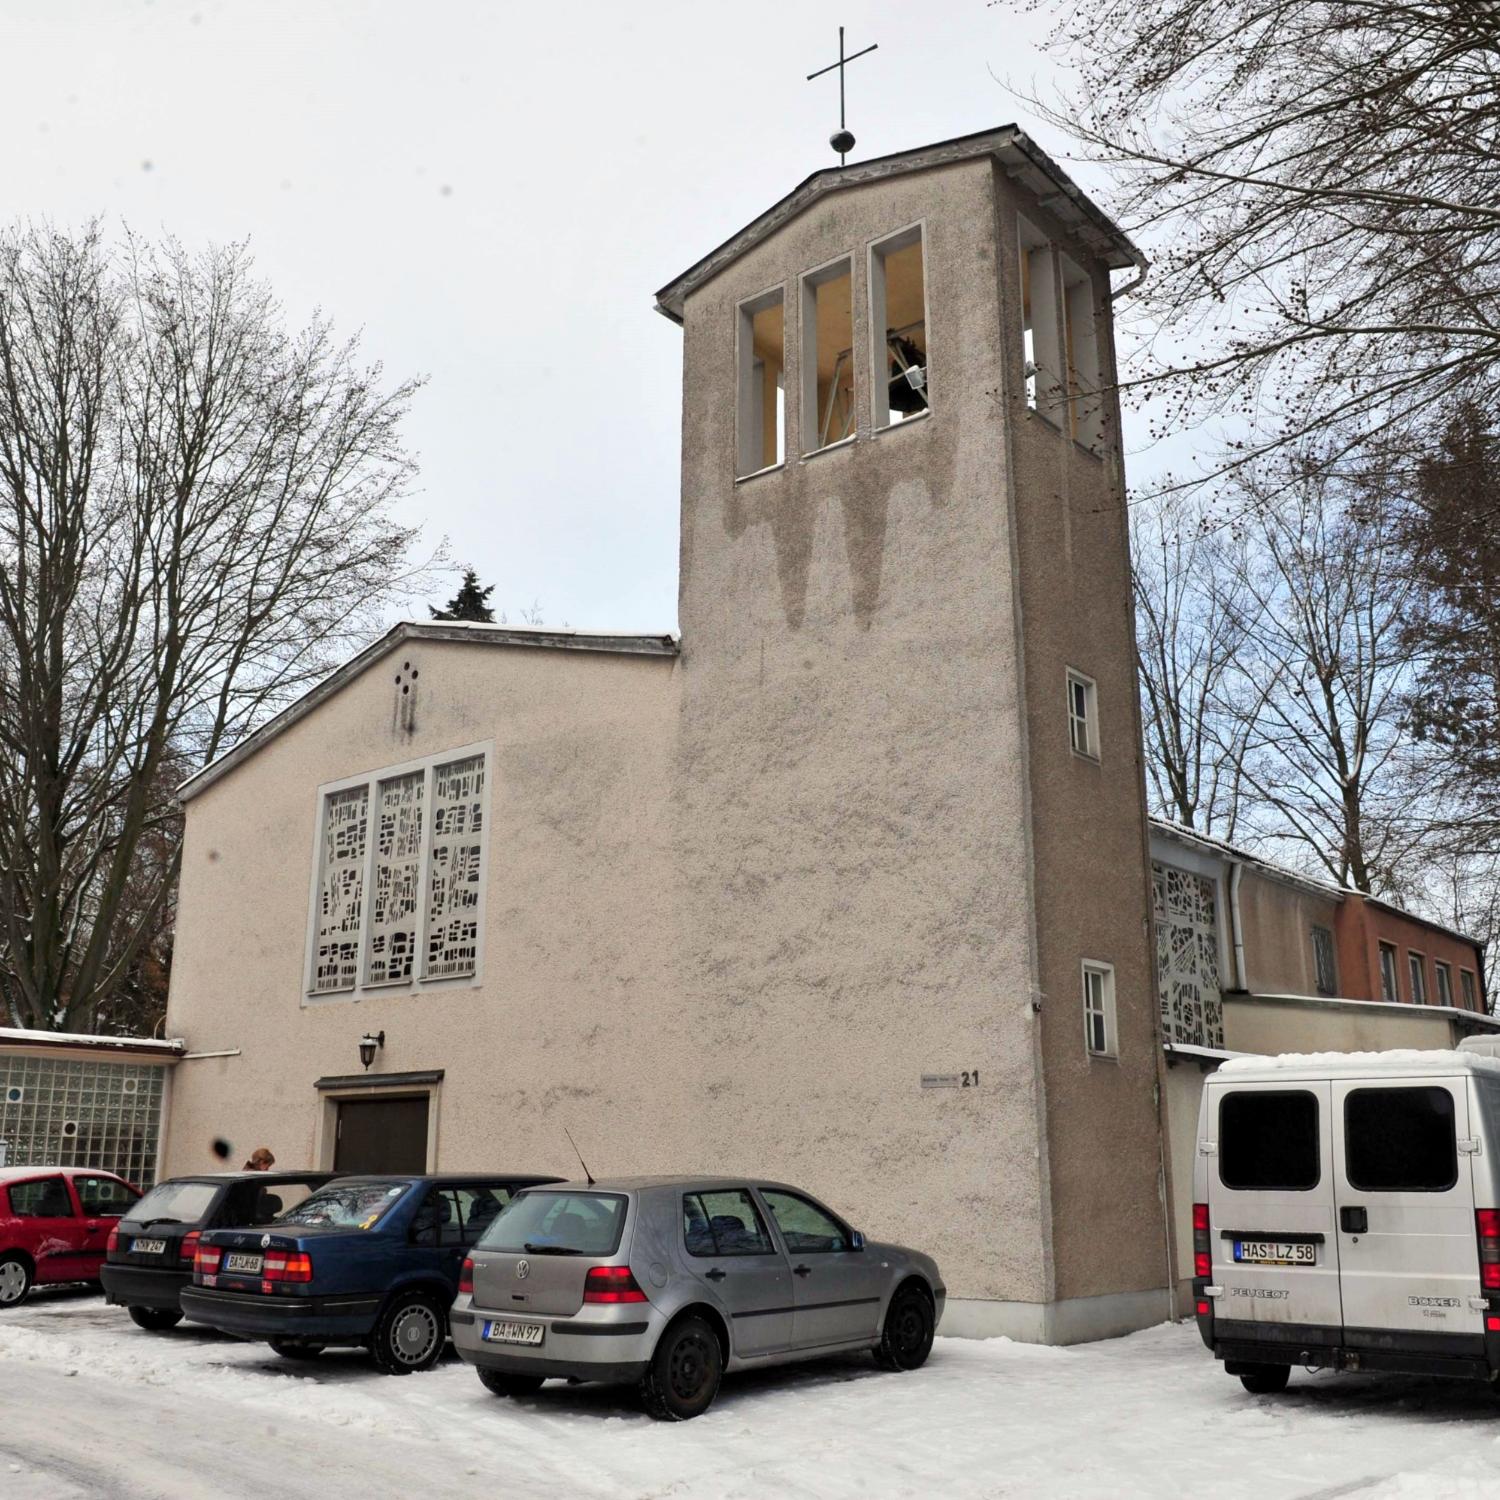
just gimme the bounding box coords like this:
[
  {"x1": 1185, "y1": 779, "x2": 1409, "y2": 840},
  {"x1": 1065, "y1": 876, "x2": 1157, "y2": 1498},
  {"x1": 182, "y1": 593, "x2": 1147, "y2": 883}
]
[
  {"x1": 1192, "y1": 1203, "x2": 1212, "y2": 1279},
  {"x1": 107, "y1": 1224, "x2": 120, "y2": 1254},
  {"x1": 1196, "y1": 1299, "x2": 1212, "y2": 1318},
  {"x1": 179, "y1": 1231, "x2": 200, "y2": 1264},
  {"x1": 459, "y1": 1257, "x2": 474, "y2": 1295},
  {"x1": 583, "y1": 1265, "x2": 648, "y2": 1305},
  {"x1": 195, "y1": 1245, "x2": 222, "y2": 1276},
  {"x1": 1477, "y1": 1209, "x2": 1500, "y2": 1291},
  {"x1": 263, "y1": 1251, "x2": 314, "y2": 1284}
]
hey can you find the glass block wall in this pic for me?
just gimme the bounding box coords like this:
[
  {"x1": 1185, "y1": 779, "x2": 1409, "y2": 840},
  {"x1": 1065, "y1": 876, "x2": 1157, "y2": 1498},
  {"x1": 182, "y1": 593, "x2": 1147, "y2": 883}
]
[{"x1": 0, "y1": 1054, "x2": 168, "y2": 1187}]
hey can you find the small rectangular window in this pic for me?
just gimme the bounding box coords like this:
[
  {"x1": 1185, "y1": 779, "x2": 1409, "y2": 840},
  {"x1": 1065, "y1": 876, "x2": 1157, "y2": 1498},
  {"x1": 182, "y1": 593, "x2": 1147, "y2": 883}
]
[
  {"x1": 1082, "y1": 961, "x2": 1116, "y2": 1057},
  {"x1": 1219, "y1": 1091, "x2": 1320, "y2": 1191},
  {"x1": 1059, "y1": 253, "x2": 1103, "y2": 451},
  {"x1": 1435, "y1": 961, "x2": 1454, "y2": 1008},
  {"x1": 736, "y1": 289, "x2": 785, "y2": 477},
  {"x1": 1345, "y1": 1086, "x2": 1457, "y2": 1192},
  {"x1": 801, "y1": 259, "x2": 855, "y2": 453},
  {"x1": 870, "y1": 225, "x2": 928, "y2": 429},
  {"x1": 682, "y1": 1189, "x2": 775, "y2": 1257},
  {"x1": 1067, "y1": 669, "x2": 1098, "y2": 758},
  {"x1": 1378, "y1": 942, "x2": 1399, "y2": 1003},
  {"x1": 1311, "y1": 926, "x2": 1337, "y2": 996},
  {"x1": 1462, "y1": 969, "x2": 1479, "y2": 1009},
  {"x1": 1408, "y1": 951, "x2": 1428, "y2": 1004}
]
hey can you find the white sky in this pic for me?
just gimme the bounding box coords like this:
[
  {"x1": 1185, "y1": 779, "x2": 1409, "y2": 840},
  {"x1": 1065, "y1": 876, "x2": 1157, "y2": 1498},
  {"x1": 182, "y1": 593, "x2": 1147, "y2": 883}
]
[{"x1": 4, "y1": 0, "x2": 1111, "y2": 633}]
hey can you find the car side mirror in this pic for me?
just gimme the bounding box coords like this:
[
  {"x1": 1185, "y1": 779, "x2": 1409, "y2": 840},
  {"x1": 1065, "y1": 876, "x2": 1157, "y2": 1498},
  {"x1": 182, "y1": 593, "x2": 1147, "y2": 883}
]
[{"x1": 850, "y1": 1230, "x2": 865, "y2": 1251}]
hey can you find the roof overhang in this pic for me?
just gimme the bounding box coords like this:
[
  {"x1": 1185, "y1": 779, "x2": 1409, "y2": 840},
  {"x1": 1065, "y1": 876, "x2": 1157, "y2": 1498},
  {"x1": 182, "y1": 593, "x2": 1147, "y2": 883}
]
[
  {"x1": 653, "y1": 125, "x2": 1146, "y2": 324},
  {"x1": 177, "y1": 621, "x2": 679, "y2": 805}
]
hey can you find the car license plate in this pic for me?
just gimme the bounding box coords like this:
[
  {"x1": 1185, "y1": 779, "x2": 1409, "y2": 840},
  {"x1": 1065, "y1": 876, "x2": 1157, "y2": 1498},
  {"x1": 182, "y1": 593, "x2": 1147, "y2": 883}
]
[
  {"x1": 482, "y1": 1319, "x2": 545, "y2": 1347},
  {"x1": 131, "y1": 1238, "x2": 167, "y2": 1255},
  {"x1": 223, "y1": 1252, "x2": 263, "y2": 1274},
  {"x1": 1234, "y1": 1239, "x2": 1315, "y2": 1266}
]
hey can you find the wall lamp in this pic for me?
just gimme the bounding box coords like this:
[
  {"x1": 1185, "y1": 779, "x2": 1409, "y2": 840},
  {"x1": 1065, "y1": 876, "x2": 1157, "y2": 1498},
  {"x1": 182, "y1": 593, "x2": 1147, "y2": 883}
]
[{"x1": 358, "y1": 1031, "x2": 386, "y2": 1071}]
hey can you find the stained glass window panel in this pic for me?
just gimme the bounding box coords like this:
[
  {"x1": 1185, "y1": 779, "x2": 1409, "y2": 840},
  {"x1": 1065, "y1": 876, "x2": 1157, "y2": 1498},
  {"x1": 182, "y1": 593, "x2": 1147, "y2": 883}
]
[
  {"x1": 426, "y1": 755, "x2": 485, "y2": 979},
  {"x1": 366, "y1": 771, "x2": 426, "y2": 985},
  {"x1": 313, "y1": 785, "x2": 369, "y2": 993}
]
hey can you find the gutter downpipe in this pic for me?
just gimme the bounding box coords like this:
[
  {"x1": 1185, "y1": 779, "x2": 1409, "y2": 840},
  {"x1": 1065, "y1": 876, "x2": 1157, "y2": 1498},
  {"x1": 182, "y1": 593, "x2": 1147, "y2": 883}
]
[{"x1": 1229, "y1": 860, "x2": 1248, "y2": 991}]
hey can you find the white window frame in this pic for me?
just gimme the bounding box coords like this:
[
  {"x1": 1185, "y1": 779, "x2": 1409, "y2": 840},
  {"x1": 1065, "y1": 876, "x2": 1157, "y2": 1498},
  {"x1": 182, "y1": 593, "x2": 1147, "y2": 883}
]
[
  {"x1": 735, "y1": 285, "x2": 786, "y2": 479},
  {"x1": 868, "y1": 220, "x2": 930, "y2": 432},
  {"x1": 799, "y1": 253, "x2": 857, "y2": 456},
  {"x1": 1435, "y1": 960, "x2": 1454, "y2": 1008},
  {"x1": 1462, "y1": 968, "x2": 1479, "y2": 1010},
  {"x1": 1378, "y1": 942, "x2": 1399, "y2": 1003},
  {"x1": 1067, "y1": 668, "x2": 1099, "y2": 760},
  {"x1": 1082, "y1": 960, "x2": 1117, "y2": 1059},
  {"x1": 303, "y1": 740, "x2": 492, "y2": 1005},
  {"x1": 1407, "y1": 950, "x2": 1428, "y2": 1004},
  {"x1": 1311, "y1": 924, "x2": 1337, "y2": 996}
]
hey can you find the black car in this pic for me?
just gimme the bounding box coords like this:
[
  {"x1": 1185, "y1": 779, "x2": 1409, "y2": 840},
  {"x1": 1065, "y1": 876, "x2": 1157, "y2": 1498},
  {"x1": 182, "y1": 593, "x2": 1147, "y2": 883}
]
[
  {"x1": 180, "y1": 1173, "x2": 562, "y2": 1373},
  {"x1": 101, "y1": 1172, "x2": 336, "y2": 1332}
]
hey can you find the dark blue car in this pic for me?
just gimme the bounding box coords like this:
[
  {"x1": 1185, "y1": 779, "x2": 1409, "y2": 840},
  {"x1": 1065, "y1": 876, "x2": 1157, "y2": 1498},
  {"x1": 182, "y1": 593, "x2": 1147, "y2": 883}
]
[{"x1": 179, "y1": 1173, "x2": 560, "y2": 1374}]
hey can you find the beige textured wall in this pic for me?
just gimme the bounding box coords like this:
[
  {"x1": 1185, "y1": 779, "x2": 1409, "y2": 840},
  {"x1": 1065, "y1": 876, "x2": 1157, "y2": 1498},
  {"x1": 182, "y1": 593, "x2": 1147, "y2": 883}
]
[
  {"x1": 667, "y1": 158, "x2": 1049, "y2": 1306},
  {"x1": 995, "y1": 166, "x2": 1170, "y2": 1307},
  {"x1": 1236, "y1": 870, "x2": 1341, "y2": 996},
  {"x1": 164, "y1": 640, "x2": 679, "y2": 1183}
]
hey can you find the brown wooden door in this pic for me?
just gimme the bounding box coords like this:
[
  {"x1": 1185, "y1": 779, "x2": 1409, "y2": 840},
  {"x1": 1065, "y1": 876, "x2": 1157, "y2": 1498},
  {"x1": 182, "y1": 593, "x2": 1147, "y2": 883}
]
[{"x1": 334, "y1": 1096, "x2": 429, "y2": 1173}]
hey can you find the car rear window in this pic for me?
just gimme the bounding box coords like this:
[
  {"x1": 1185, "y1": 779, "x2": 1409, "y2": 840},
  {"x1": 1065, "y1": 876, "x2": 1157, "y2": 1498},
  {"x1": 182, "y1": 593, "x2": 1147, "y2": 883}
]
[
  {"x1": 1345, "y1": 1086, "x2": 1459, "y2": 1192},
  {"x1": 276, "y1": 1181, "x2": 410, "y2": 1229},
  {"x1": 479, "y1": 1190, "x2": 627, "y2": 1256},
  {"x1": 221, "y1": 1179, "x2": 323, "y2": 1226},
  {"x1": 1219, "y1": 1090, "x2": 1320, "y2": 1191},
  {"x1": 128, "y1": 1181, "x2": 220, "y2": 1226}
]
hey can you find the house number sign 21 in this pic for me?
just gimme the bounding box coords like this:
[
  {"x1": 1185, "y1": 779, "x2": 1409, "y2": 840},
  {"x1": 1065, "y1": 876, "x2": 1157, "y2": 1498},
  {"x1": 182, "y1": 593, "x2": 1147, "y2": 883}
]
[{"x1": 921, "y1": 1071, "x2": 981, "y2": 1089}]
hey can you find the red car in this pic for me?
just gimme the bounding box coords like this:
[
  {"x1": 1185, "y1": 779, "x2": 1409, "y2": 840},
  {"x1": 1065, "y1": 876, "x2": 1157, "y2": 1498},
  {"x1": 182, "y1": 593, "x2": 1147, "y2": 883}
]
[{"x1": 0, "y1": 1166, "x2": 141, "y2": 1307}]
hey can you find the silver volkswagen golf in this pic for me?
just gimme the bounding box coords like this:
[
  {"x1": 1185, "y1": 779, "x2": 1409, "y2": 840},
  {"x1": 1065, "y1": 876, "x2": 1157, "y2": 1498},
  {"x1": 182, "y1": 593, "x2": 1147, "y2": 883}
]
[{"x1": 450, "y1": 1175, "x2": 944, "y2": 1420}]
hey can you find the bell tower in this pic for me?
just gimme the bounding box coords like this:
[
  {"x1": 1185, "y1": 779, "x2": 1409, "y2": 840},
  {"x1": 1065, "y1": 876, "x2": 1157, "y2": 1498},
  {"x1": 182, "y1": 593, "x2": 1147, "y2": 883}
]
[{"x1": 653, "y1": 128, "x2": 1173, "y2": 1342}]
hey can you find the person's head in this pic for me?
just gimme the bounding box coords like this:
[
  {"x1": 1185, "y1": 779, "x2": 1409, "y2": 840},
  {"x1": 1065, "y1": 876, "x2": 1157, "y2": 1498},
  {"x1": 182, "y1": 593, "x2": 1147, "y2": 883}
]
[{"x1": 248, "y1": 1147, "x2": 275, "y2": 1171}]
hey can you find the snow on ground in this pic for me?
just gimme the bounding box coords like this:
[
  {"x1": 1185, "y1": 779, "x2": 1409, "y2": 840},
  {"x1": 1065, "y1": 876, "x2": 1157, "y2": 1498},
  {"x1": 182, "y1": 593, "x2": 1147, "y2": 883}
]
[{"x1": 5, "y1": 1292, "x2": 1500, "y2": 1499}]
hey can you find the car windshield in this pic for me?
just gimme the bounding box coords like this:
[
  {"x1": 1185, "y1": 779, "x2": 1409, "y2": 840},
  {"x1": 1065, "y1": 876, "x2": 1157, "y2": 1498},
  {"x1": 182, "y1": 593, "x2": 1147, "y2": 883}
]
[
  {"x1": 275, "y1": 1181, "x2": 410, "y2": 1230},
  {"x1": 126, "y1": 1180, "x2": 219, "y2": 1226},
  {"x1": 479, "y1": 1190, "x2": 627, "y2": 1256}
]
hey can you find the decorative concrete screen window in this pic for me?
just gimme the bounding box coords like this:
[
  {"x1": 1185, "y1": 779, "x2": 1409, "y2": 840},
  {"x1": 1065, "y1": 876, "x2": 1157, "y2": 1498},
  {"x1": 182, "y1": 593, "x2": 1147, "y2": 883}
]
[
  {"x1": 1067, "y1": 669, "x2": 1098, "y2": 758},
  {"x1": 870, "y1": 224, "x2": 928, "y2": 428},
  {"x1": 736, "y1": 289, "x2": 785, "y2": 477},
  {"x1": 1083, "y1": 962, "x2": 1117, "y2": 1058},
  {"x1": 801, "y1": 258, "x2": 855, "y2": 453},
  {"x1": 0, "y1": 1055, "x2": 165, "y2": 1186},
  {"x1": 309, "y1": 745, "x2": 488, "y2": 997}
]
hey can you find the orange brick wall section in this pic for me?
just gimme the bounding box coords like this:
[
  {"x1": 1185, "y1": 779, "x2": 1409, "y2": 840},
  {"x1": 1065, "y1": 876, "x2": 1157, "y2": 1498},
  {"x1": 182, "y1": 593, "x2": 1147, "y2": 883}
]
[{"x1": 1334, "y1": 893, "x2": 1486, "y2": 1010}]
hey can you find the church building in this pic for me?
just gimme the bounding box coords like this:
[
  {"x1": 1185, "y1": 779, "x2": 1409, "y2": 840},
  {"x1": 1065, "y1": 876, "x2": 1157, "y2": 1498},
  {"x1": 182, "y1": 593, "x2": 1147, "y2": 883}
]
[{"x1": 159, "y1": 127, "x2": 1176, "y2": 1344}]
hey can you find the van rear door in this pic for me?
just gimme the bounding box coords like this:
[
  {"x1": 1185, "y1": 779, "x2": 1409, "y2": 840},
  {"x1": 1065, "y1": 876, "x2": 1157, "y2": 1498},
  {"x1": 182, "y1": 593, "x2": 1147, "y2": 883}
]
[
  {"x1": 1209, "y1": 1081, "x2": 1342, "y2": 1341},
  {"x1": 1331, "y1": 1077, "x2": 1481, "y2": 1344}
]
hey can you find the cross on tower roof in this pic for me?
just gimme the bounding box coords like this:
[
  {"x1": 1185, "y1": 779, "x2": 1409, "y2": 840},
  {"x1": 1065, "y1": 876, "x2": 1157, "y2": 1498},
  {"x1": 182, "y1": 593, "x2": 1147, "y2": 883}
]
[{"x1": 806, "y1": 26, "x2": 878, "y2": 165}]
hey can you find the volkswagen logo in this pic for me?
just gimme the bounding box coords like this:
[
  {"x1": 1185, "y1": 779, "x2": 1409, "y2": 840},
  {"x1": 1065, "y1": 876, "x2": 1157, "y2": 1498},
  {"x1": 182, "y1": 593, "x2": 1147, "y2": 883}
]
[{"x1": 516, "y1": 1259, "x2": 530, "y2": 1279}]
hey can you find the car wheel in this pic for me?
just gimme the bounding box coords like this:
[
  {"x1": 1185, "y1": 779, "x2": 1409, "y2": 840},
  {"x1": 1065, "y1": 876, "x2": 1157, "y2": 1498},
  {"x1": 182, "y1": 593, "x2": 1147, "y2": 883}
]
[
  {"x1": 477, "y1": 1368, "x2": 545, "y2": 1398},
  {"x1": 0, "y1": 1254, "x2": 32, "y2": 1309},
  {"x1": 640, "y1": 1314, "x2": 722, "y2": 1421},
  {"x1": 1239, "y1": 1364, "x2": 1291, "y2": 1395},
  {"x1": 874, "y1": 1283, "x2": 935, "y2": 1372},
  {"x1": 370, "y1": 1291, "x2": 445, "y2": 1375},
  {"x1": 128, "y1": 1305, "x2": 184, "y2": 1332},
  {"x1": 269, "y1": 1339, "x2": 325, "y2": 1361}
]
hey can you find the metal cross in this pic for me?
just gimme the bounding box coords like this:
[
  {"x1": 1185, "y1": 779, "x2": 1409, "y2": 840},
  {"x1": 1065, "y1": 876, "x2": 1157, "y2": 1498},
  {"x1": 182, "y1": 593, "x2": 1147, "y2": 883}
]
[{"x1": 806, "y1": 26, "x2": 878, "y2": 164}]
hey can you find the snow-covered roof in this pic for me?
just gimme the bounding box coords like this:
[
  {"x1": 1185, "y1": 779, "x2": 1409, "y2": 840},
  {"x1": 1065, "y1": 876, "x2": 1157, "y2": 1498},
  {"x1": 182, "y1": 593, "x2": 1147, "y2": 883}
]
[
  {"x1": 1217, "y1": 1048, "x2": 1500, "y2": 1081},
  {"x1": 177, "y1": 619, "x2": 680, "y2": 803},
  {"x1": 0, "y1": 1027, "x2": 183, "y2": 1058}
]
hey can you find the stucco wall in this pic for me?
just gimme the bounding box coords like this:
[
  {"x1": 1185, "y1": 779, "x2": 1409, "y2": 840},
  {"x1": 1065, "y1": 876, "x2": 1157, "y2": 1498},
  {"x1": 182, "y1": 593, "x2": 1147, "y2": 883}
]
[
  {"x1": 1223, "y1": 993, "x2": 1458, "y2": 1055},
  {"x1": 996, "y1": 167, "x2": 1170, "y2": 1310},
  {"x1": 1235, "y1": 868, "x2": 1342, "y2": 997},
  {"x1": 164, "y1": 640, "x2": 679, "y2": 1185}
]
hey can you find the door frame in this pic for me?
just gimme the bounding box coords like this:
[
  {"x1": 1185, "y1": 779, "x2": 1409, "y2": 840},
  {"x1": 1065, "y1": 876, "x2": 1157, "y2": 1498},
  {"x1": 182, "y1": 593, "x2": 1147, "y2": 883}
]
[{"x1": 313, "y1": 1070, "x2": 444, "y2": 1173}]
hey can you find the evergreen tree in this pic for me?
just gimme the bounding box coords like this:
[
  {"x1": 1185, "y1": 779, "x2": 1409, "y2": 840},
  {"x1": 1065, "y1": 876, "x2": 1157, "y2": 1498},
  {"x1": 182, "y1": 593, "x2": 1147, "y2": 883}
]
[{"x1": 430, "y1": 567, "x2": 496, "y2": 623}]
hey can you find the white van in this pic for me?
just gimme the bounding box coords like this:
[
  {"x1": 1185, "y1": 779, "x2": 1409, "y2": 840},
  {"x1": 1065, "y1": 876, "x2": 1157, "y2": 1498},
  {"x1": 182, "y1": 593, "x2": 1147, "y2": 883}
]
[{"x1": 1193, "y1": 1049, "x2": 1500, "y2": 1394}]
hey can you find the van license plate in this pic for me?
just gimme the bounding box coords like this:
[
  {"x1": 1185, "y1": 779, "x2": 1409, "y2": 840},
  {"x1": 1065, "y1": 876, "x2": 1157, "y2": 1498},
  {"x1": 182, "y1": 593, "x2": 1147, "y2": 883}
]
[
  {"x1": 1235, "y1": 1240, "x2": 1315, "y2": 1266},
  {"x1": 223, "y1": 1252, "x2": 263, "y2": 1274},
  {"x1": 483, "y1": 1319, "x2": 545, "y2": 1347},
  {"x1": 131, "y1": 1238, "x2": 167, "y2": 1255}
]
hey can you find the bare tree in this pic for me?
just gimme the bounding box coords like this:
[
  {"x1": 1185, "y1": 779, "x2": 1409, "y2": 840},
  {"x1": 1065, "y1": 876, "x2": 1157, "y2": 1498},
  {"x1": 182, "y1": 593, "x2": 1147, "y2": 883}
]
[
  {"x1": 1026, "y1": 0, "x2": 1500, "y2": 481},
  {"x1": 0, "y1": 224, "x2": 425, "y2": 1033},
  {"x1": 1131, "y1": 495, "x2": 1254, "y2": 835},
  {"x1": 1223, "y1": 461, "x2": 1427, "y2": 892}
]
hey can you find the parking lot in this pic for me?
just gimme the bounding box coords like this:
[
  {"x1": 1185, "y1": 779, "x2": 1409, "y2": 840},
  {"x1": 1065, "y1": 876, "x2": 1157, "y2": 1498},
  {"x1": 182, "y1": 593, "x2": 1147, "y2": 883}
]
[{"x1": 4, "y1": 1291, "x2": 1500, "y2": 1498}]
